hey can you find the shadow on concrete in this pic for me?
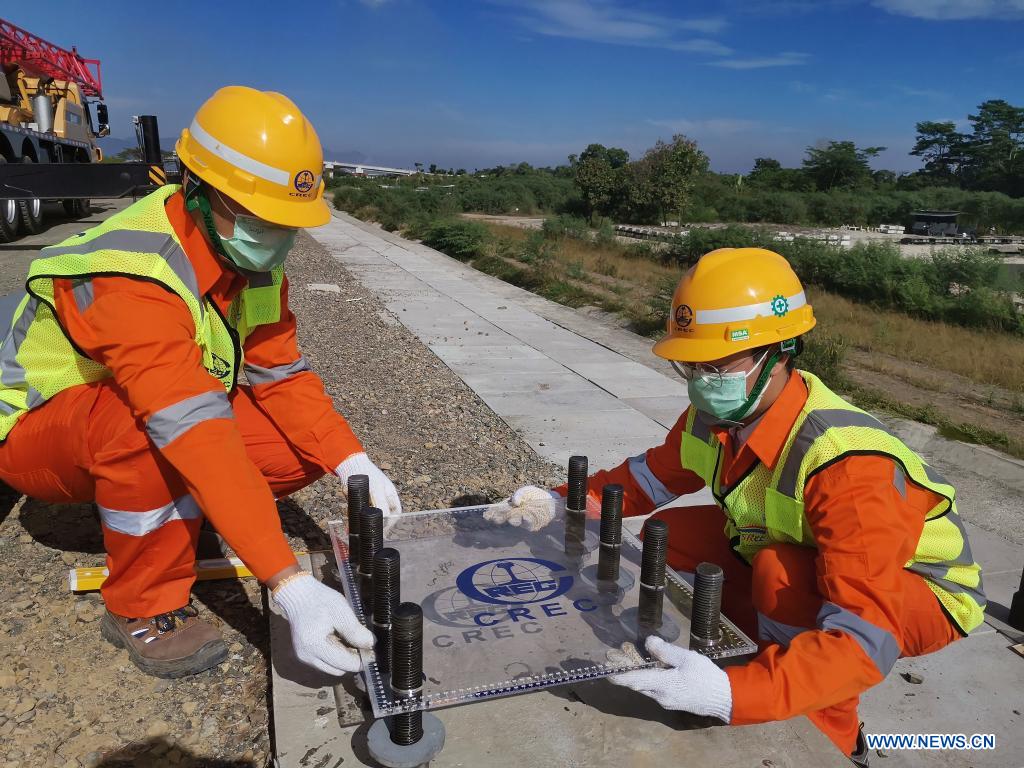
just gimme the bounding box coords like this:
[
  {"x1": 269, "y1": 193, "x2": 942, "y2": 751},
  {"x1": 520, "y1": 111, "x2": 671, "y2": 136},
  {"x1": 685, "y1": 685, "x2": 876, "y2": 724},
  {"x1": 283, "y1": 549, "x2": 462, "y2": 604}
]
[
  {"x1": 93, "y1": 737, "x2": 257, "y2": 766},
  {"x1": 560, "y1": 676, "x2": 725, "y2": 732}
]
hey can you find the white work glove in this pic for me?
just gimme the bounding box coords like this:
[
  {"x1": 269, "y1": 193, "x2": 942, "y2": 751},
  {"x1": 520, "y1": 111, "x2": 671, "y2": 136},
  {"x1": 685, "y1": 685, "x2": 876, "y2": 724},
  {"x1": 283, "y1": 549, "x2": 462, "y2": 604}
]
[
  {"x1": 483, "y1": 485, "x2": 563, "y2": 532},
  {"x1": 273, "y1": 572, "x2": 374, "y2": 675},
  {"x1": 335, "y1": 452, "x2": 402, "y2": 517},
  {"x1": 607, "y1": 635, "x2": 732, "y2": 721}
]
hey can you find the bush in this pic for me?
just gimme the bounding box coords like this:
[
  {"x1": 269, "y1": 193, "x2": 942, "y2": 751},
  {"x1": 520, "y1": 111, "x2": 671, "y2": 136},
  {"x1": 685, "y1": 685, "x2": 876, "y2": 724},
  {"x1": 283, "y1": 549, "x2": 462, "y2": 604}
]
[
  {"x1": 420, "y1": 220, "x2": 490, "y2": 262},
  {"x1": 797, "y1": 332, "x2": 847, "y2": 389}
]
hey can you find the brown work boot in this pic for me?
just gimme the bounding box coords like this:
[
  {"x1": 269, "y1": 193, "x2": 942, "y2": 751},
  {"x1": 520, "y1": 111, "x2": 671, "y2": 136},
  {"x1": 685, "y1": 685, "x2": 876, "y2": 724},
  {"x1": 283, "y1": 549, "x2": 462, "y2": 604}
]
[{"x1": 100, "y1": 602, "x2": 228, "y2": 678}]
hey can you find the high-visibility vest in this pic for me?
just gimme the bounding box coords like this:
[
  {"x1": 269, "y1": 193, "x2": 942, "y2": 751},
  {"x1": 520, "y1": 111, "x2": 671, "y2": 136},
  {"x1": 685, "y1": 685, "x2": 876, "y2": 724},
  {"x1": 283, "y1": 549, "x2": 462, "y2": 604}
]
[
  {"x1": 679, "y1": 370, "x2": 985, "y2": 634},
  {"x1": 0, "y1": 185, "x2": 284, "y2": 440}
]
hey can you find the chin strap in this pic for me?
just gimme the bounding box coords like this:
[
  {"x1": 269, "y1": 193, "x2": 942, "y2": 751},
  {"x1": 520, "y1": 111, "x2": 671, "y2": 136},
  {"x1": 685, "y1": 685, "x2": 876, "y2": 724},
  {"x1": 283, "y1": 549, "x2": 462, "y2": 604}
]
[
  {"x1": 183, "y1": 174, "x2": 231, "y2": 261},
  {"x1": 723, "y1": 338, "x2": 798, "y2": 422}
]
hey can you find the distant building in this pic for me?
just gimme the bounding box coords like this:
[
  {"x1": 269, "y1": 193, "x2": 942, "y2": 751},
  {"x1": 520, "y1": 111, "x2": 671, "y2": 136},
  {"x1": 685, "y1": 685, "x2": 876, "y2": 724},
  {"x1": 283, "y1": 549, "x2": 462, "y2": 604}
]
[{"x1": 910, "y1": 210, "x2": 962, "y2": 237}]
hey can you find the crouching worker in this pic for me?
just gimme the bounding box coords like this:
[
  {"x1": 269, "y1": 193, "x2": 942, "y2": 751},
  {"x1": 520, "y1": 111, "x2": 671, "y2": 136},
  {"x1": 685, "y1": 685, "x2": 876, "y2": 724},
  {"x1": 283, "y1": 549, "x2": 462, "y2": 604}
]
[
  {"x1": 487, "y1": 248, "x2": 985, "y2": 765},
  {"x1": 0, "y1": 86, "x2": 401, "y2": 678}
]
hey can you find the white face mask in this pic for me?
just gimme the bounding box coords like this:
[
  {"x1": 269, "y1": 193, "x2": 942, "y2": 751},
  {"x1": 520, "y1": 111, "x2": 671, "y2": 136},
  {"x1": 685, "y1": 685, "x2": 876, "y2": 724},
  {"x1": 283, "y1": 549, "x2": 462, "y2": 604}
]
[
  {"x1": 213, "y1": 189, "x2": 297, "y2": 272},
  {"x1": 676, "y1": 348, "x2": 772, "y2": 422}
]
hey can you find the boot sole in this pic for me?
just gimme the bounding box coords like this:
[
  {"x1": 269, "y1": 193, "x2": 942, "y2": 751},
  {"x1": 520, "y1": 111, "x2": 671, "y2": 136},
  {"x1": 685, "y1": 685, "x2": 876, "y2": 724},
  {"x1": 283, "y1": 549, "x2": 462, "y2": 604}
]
[{"x1": 100, "y1": 614, "x2": 229, "y2": 679}]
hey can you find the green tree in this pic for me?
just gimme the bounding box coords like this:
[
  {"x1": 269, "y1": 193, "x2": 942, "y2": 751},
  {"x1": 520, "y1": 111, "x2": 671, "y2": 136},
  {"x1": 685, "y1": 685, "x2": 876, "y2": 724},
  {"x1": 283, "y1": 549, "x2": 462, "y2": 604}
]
[
  {"x1": 802, "y1": 141, "x2": 885, "y2": 191},
  {"x1": 571, "y1": 143, "x2": 627, "y2": 222},
  {"x1": 641, "y1": 135, "x2": 709, "y2": 223},
  {"x1": 911, "y1": 121, "x2": 968, "y2": 186},
  {"x1": 963, "y1": 100, "x2": 1024, "y2": 196}
]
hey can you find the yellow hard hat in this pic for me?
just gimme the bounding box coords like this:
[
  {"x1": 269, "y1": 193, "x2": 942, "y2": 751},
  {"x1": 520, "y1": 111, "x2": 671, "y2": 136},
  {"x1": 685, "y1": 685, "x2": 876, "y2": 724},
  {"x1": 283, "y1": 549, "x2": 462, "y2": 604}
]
[
  {"x1": 652, "y1": 247, "x2": 815, "y2": 363},
  {"x1": 176, "y1": 86, "x2": 330, "y2": 228}
]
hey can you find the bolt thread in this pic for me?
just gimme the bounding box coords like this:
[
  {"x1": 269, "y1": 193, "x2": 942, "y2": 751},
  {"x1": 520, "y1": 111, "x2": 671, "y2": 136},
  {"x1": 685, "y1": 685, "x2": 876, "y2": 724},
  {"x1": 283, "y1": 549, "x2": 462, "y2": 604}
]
[
  {"x1": 390, "y1": 602, "x2": 423, "y2": 694},
  {"x1": 358, "y1": 507, "x2": 384, "y2": 577},
  {"x1": 347, "y1": 474, "x2": 370, "y2": 561},
  {"x1": 391, "y1": 710, "x2": 424, "y2": 746},
  {"x1": 597, "y1": 484, "x2": 623, "y2": 582},
  {"x1": 566, "y1": 455, "x2": 588, "y2": 512},
  {"x1": 640, "y1": 518, "x2": 668, "y2": 589},
  {"x1": 372, "y1": 548, "x2": 401, "y2": 675},
  {"x1": 690, "y1": 562, "x2": 724, "y2": 645}
]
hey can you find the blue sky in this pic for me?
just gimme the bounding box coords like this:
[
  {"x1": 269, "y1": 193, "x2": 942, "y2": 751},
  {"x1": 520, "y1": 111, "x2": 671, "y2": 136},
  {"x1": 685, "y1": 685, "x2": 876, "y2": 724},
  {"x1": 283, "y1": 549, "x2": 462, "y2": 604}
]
[{"x1": 10, "y1": 1, "x2": 1024, "y2": 173}]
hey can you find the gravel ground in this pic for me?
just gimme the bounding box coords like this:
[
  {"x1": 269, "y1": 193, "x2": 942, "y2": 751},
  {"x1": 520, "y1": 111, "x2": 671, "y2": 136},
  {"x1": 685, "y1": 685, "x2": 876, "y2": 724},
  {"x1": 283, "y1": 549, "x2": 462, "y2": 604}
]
[{"x1": 0, "y1": 230, "x2": 561, "y2": 767}]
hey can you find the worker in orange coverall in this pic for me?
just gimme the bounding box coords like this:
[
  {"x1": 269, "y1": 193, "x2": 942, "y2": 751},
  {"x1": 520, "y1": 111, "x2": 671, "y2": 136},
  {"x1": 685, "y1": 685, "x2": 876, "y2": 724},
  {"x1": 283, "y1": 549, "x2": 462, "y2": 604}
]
[
  {"x1": 486, "y1": 248, "x2": 985, "y2": 766},
  {"x1": 0, "y1": 86, "x2": 395, "y2": 678}
]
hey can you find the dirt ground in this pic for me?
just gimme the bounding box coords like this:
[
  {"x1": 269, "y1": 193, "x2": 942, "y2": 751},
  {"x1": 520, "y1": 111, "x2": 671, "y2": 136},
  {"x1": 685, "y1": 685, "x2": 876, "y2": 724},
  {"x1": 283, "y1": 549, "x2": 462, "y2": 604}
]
[{"x1": 0, "y1": 229, "x2": 561, "y2": 768}]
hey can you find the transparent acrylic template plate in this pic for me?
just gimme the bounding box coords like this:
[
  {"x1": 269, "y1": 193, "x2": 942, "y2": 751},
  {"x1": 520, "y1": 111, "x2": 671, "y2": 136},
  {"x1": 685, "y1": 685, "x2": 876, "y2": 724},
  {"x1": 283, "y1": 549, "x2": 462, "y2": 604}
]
[{"x1": 328, "y1": 504, "x2": 756, "y2": 717}]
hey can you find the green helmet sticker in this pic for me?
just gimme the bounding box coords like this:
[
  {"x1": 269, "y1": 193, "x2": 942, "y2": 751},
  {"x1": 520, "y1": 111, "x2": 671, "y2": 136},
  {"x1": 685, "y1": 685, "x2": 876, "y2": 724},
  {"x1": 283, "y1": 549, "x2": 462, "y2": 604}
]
[
  {"x1": 730, "y1": 328, "x2": 750, "y2": 342},
  {"x1": 770, "y1": 294, "x2": 789, "y2": 317}
]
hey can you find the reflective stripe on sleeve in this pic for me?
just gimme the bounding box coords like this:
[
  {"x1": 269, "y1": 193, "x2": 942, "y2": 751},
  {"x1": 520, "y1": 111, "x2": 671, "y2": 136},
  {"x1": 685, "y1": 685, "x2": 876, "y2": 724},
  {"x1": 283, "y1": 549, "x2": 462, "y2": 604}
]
[
  {"x1": 817, "y1": 601, "x2": 901, "y2": 676},
  {"x1": 98, "y1": 494, "x2": 202, "y2": 536},
  {"x1": 627, "y1": 453, "x2": 677, "y2": 508},
  {"x1": 146, "y1": 391, "x2": 233, "y2": 449},
  {"x1": 757, "y1": 612, "x2": 810, "y2": 647},
  {"x1": 893, "y1": 464, "x2": 907, "y2": 499},
  {"x1": 243, "y1": 357, "x2": 312, "y2": 385}
]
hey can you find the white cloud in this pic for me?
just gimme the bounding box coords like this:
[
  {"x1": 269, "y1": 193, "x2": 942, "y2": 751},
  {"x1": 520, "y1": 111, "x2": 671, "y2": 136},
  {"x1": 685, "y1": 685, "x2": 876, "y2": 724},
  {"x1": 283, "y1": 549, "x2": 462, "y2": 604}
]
[
  {"x1": 710, "y1": 52, "x2": 810, "y2": 69},
  {"x1": 872, "y1": 0, "x2": 1024, "y2": 19},
  {"x1": 359, "y1": 0, "x2": 392, "y2": 7},
  {"x1": 495, "y1": 0, "x2": 730, "y2": 52}
]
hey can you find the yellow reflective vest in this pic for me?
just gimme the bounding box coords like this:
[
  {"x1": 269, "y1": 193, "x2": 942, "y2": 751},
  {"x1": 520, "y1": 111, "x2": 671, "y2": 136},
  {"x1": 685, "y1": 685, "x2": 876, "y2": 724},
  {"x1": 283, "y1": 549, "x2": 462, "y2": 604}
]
[
  {"x1": 0, "y1": 185, "x2": 283, "y2": 440},
  {"x1": 679, "y1": 371, "x2": 985, "y2": 634}
]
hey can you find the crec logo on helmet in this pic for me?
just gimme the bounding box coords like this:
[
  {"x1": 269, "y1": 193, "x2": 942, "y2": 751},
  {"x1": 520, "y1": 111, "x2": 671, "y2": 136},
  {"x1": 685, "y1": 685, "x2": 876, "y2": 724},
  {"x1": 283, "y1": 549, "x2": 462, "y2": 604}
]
[
  {"x1": 674, "y1": 304, "x2": 693, "y2": 330},
  {"x1": 292, "y1": 170, "x2": 315, "y2": 196}
]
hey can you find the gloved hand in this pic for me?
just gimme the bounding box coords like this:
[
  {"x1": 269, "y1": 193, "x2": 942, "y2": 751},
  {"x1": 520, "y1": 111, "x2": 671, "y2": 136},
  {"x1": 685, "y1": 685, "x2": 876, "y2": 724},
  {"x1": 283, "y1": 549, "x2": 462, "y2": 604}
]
[
  {"x1": 483, "y1": 485, "x2": 563, "y2": 532},
  {"x1": 607, "y1": 635, "x2": 732, "y2": 721},
  {"x1": 335, "y1": 452, "x2": 402, "y2": 517},
  {"x1": 272, "y1": 572, "x2": 374, "y2": 675}
]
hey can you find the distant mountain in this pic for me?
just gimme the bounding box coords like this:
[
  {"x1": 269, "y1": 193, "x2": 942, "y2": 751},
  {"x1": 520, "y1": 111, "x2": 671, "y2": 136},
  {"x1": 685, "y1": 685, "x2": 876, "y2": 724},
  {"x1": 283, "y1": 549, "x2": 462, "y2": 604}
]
[{"x1": 98, "y1": 136, "x2": 178, "y2": 155}]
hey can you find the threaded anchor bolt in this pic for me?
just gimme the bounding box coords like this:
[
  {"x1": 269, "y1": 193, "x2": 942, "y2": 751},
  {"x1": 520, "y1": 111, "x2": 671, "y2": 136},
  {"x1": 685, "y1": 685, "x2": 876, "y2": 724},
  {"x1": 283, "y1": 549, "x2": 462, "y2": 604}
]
[
  {"x1": 390, "y1": 602, "x2": 424, "y2": 746},
  {"x1": 566, "y1": 455, "x2": 588, "y2": 513},
  {"x1": 358, "y1": 507, "x2": 384, "y2": 609},
  {"x1": 638, "y1": 518, "x2": 668, "y2": 627},
  {"x1": 597, "y1": 484, "x2": 623, "y2": 583},
  {"x1": 347, "y1": 474, "x2": 370, "y2": 563},
  {"x1": 372, "y1": 548, "x2": 401, "y2": 675},
  {"x1": 690, "y1": 562, "x2": 724, "y2": 649}
]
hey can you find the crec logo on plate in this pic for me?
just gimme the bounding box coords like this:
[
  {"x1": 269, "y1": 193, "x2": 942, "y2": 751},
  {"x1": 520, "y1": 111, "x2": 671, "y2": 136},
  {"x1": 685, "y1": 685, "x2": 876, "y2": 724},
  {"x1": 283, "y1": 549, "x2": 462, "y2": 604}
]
[{"x1": 455, "y1": 558, "x2": 574, "y2": 606}]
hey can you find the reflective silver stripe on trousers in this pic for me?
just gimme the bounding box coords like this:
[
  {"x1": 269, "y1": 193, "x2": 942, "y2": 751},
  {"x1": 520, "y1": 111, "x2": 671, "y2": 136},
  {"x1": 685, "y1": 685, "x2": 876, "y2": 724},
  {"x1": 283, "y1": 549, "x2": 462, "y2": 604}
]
[
  {"x1": 817, "y1": 601, "x2": 901, "y2": 676},
  {"x1": 146, "y1": 391, "x2": 233, "y2": 449},
  {"x1": 627, "y1": 453, "x2": 677, "y2": 508},
  {"x1": 758, "y1": 612, "x2": 809, "y2": 647},
  {"x1": 777, "y1": 409, "x2": 897, "y2": 497},
  {"x1": 244, "y1": 356, "x2": 311, "y2": 385},
  {"x1": 98, "y1": 494, "x2": 202, "y2": 536}
]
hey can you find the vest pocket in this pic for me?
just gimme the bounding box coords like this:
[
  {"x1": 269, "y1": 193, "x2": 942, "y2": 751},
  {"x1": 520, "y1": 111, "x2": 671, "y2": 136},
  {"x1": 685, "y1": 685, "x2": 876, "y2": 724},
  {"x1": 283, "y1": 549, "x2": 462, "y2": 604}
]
[{"x1": 764, "y1": 487, "x2": 805, "y2": 544}]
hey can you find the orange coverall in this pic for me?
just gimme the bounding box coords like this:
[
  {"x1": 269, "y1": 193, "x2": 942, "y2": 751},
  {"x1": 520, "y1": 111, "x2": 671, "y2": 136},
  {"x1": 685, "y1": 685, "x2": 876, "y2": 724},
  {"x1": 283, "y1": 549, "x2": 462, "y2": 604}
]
[
  {"x1": 561, "y1": 370, "x2": 961, "y2": 754},
  {"x1": 0, "y1": 192, "x2": 363, "y2": 617}
]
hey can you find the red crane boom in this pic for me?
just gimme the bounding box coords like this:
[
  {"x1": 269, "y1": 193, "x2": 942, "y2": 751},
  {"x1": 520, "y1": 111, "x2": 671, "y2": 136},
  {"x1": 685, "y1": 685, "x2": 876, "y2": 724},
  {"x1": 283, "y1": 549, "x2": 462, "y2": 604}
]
[{"x1": 0, "y1": 17, "x2": 102, "y2": 98}]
